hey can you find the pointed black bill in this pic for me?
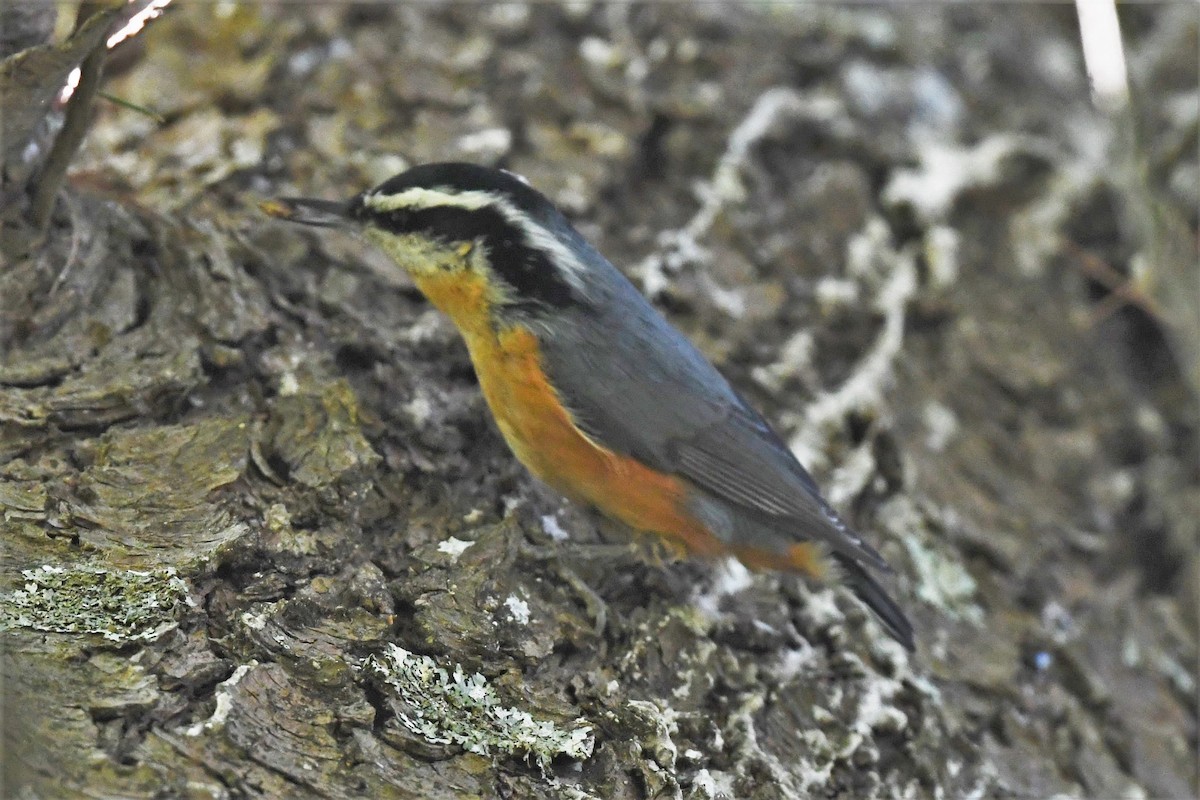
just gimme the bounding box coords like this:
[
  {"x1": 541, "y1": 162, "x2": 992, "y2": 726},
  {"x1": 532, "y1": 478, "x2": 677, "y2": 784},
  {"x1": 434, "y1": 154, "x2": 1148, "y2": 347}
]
[{"x1": 260, "y1": 196, "x2": 355, "y2": 228}]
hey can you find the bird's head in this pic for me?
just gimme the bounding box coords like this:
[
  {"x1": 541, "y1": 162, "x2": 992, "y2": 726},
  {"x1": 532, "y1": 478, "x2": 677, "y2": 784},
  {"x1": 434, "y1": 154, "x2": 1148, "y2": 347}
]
[{"x1": 263, "y1": 162, "x2": 591, "y2": 315}]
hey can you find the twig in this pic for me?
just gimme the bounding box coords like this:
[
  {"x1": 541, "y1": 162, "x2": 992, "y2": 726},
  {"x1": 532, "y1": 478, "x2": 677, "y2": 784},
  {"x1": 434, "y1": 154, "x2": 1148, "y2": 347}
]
[
  {"x1": 1061, "y1": 238, "x2": 1163, "y2": 322},
  {"x1": 28, "y1": 6, "x2": 111, "y2": 236},
  {"x1": 97, "y1": 91, "x2": 165, "y2": 123}
]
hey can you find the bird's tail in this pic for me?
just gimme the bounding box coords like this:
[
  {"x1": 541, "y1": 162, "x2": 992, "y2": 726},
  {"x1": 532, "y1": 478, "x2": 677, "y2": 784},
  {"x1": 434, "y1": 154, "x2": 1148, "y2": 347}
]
[{"x1": 833, "y1": 554, "x2": 915, "y2": 651}]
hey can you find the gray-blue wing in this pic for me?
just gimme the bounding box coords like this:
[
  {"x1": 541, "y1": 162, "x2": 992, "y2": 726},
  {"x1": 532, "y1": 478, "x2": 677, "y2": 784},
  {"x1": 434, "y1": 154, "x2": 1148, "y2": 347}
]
[{"x1": 537, "y1": 284, "x2": 888, "y2": 572}]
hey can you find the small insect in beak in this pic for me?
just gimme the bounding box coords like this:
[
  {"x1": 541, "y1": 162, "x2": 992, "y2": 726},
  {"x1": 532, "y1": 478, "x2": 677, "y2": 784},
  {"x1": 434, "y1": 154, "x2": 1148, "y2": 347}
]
[{"x1": 260, "y1": 197, "x2": 355, "y2": 229}]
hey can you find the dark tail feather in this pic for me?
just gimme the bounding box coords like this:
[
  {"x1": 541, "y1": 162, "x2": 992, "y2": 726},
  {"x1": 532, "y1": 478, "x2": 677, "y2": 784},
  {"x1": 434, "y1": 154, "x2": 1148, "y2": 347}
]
[{"x1": 834, "y1": 554, "x2": 915, "y2": 651}]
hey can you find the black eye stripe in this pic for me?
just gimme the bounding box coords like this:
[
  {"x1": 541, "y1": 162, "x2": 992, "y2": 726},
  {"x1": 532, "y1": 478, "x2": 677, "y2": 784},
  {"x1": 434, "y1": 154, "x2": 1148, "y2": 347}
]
[{"x1": 367, "y1": 204, "x2": 578, "y2": 311}]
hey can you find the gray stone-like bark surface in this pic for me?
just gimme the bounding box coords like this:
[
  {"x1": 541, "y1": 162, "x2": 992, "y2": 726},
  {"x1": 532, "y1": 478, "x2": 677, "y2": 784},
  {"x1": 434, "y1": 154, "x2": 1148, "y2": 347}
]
[{"x1": 2, "y1": 4, "x2": 1196, "y2": 799}]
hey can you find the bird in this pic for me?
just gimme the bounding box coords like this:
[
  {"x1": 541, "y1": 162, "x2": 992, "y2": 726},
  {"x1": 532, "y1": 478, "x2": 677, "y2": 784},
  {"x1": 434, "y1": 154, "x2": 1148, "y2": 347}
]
[{"x1": 262, "y1": 162, "x2": 914, "y2": 650}]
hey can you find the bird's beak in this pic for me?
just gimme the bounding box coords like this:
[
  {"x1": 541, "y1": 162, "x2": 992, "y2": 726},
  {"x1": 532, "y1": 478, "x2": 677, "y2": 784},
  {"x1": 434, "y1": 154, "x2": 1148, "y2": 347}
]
[{"x1": 260, "y1": 196, "x2": 355, "y2": 229}]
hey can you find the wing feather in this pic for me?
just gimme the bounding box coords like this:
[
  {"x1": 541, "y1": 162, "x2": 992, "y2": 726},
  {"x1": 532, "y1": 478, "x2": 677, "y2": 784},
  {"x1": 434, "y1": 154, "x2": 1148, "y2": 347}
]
[{"x1": 539, "y1": 292, "x2": 887, "y2": 570}]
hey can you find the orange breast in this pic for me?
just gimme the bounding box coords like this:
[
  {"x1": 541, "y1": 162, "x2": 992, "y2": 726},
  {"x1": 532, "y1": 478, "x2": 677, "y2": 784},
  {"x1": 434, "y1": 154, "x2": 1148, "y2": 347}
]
[
  {"x1": 410, "y1": 269, "x2": 713, "y2": 546},
  {"x1": 407, "y1": 267, "x2": 826, "y2": 576},
  {"x1": 476, "y1": 325, "x2": 732, "y2": 556}
]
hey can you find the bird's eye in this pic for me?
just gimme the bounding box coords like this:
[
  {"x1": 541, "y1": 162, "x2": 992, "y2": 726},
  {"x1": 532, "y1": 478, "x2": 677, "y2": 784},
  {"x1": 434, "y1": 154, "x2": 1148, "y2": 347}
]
[{"x1": 387, "y1": 209, "x2": 411, "y2": 230}]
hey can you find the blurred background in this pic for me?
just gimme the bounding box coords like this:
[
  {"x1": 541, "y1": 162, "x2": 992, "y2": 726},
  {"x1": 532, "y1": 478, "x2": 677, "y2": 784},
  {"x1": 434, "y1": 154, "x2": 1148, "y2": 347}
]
[{"x1": 2, "y1": 3, "x2": 1196, "y2": 798}]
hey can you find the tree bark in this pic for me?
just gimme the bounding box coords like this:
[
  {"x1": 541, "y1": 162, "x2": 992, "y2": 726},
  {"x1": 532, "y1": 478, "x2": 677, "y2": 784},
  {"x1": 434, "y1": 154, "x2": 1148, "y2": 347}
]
[{"x1": 2, "y1": 4, "x2": 1196, "y2": 798}]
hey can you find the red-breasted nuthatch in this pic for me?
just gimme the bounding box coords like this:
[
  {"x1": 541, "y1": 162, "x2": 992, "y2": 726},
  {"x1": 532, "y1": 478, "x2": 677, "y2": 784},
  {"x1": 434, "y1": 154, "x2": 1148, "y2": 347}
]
[{"x1": 263, "y1": 162, "x2": 914, "y2": 650}]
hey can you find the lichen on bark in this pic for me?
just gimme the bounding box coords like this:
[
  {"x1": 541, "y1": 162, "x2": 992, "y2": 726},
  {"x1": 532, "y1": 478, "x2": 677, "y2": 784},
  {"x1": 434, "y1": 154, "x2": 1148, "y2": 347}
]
[{"x1": 1, "y1": 3, "x2": 1196, "y2": 799}]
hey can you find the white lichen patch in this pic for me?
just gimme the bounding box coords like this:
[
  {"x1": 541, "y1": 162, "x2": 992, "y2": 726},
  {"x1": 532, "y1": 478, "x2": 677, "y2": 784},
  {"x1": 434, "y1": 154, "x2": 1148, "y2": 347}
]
[
  {"x1": 503, "y1": 593, "x2": 531, "y2": 625},
  {"x1": 0, "y1": 563, "x2": 189, "y2": 642},
  {"x1": 278, "y1": 371, "x2": 300, "y2": 396},
  {"x1": 924, "y1": 225, "x2": 961, "y2": 288},
  {"x1": 693, "y1": 557, "x2": 753, "y2": 620},
  {"x1": 882, "y1": 135, "x2": 1047, "y2": 224},
  {"x1": 456, "y1": 127, "x2": 513, "y2": 157},
  {"x1": 366, "y1": 645, "x2": 594, "y2": 769},
  {"x1": 437, "y1": 536, "x2": 476, "y2": 560},
  {"x1": 902, "y1": 536, "x2": 981, "y2": 622},
  {"x1": 633, "y1": 86, "x2": 815, "y2": 298},
  {"x1": 922, "y1": 400, "x2": 960, "y2": 452},
  {"x1": 750, "y1": 329, "x2": 817, "y2": 394},
  {"x1": 541, "y1": 514, "x2": 570, "y2": 542},
  {"x1": 814, "y1": 276, "x2": 861, "y2": 311},
  {"x1": 772, "y1": 642, "x2": 820, "y2": 683},
  {"x1": 825, "y1": 441, "x2": 879, "y2": 507},
  {"x1": 404, "y1": 392, "x2": 434, "y2": 426},
  {"x1": 186, "y1": 662, "x2": 255, "y2": 736},
  {"x1": 791, "y1": 219, "x2": 917, "y2": 474},
  {"x1": 853, "y1": 675, "x2": 909, "y2": 736},
  {"x1": 579, "y1": 36, "x2": 619, "y2": 68},
  {"x1": 240, "y1": 609, "x2": 269, "y2": 631},
  {"x1": 726, "y1": 692, "x2": 814, "y2": 795},
  {"x1": 875, "y1": 496, "x2": 981, "y2": 622},
  {"x1": 800, "y1": 587, "x2": 845, "y2": 632}
]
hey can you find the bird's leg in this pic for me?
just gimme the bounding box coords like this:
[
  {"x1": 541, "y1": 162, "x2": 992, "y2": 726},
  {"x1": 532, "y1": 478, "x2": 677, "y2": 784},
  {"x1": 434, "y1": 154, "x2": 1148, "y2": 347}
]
[
  {"x1": 627, "y1": 531, "x2": 690, "y2": 570},
  {"x1": 556, "y1": 562, "x2": 608, "y2": 642},
  {"x1": 579, "y1": 510, "x2": 689, "y2": 568},
  {"x1": 517, "y1": 504, "x2": 687, "y2": 639},
  {"x1": 522, "y1": 499, "x2": 643, "y2": 561},
  {"x1": 516, "y1": 539, "x2": 610, "y2": 641}
]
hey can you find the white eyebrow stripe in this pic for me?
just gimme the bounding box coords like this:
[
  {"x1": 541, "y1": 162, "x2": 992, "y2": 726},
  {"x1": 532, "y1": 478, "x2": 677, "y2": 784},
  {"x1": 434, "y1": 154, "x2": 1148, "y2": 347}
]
[
  {"x1": 364, "y1": 187, "x2": 495, "y2": 212},
  {"x1": 362, "y1": 186, "x2": 590, "y2": 284}
]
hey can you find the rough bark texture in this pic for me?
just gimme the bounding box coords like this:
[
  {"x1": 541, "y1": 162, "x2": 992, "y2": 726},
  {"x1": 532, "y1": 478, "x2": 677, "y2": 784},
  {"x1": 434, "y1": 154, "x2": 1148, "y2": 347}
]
[{"x1": 1, "y1": 4, "x2": 1197, "y2": 799}]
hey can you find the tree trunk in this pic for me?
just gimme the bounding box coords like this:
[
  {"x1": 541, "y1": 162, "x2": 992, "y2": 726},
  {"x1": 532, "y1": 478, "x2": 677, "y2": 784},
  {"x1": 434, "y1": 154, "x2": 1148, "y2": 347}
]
[{"x1": 2, "y1": 4, "x2": 1196, "y2": 798}]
